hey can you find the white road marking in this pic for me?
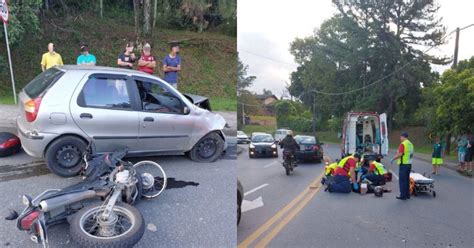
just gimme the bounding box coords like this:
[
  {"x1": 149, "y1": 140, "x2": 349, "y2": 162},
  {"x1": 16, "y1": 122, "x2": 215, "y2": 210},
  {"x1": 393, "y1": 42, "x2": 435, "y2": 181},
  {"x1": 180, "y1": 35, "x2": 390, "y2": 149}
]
[
  {"x1": 389, "y1": 169, "x2": 399, "y2": 180},
  {"x1": 242, "y1": 196, "x2": 264, "y2": 213},
  {"x1": 263, "y1": 161, "x2": 278, "y2": 168},
  {"x1": 244, "y1": 183, "x2": 269, "y2": 196}
]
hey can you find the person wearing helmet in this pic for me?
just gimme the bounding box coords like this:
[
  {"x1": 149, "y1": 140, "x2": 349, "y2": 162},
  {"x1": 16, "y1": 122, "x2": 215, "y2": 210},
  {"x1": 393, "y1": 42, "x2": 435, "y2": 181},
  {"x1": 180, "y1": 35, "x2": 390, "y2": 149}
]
[{"x1": 279, "y1": 131, "x2": 300, "y2": 166}]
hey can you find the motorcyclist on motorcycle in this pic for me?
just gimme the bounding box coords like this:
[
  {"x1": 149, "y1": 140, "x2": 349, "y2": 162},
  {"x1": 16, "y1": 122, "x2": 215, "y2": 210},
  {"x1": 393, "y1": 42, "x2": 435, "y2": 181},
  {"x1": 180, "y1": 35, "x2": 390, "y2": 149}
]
[{"x1": 279, "y1": 131, "x2": 300, "y2": 167}]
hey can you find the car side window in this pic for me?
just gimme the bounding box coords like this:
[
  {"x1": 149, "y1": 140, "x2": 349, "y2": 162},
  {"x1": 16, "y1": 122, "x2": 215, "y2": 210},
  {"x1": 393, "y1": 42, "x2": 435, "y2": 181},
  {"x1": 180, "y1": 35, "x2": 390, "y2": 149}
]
[
  {"x1": 134, "y1": 79, "x2": 184, "y2": 114},
  {"x1": 78, "y1": 77, "x2": 131, "y2": 110}
]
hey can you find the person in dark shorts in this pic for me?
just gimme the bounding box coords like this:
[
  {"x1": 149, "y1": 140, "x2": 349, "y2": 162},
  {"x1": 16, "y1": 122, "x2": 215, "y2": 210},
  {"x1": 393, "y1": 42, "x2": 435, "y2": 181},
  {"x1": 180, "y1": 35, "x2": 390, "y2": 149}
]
[
  {"x1": 465, "y1": 133, "x2": 473, "y2": 173},
  {"x1": 117, "y1": 42, "x2": 136, "y2": 69}
]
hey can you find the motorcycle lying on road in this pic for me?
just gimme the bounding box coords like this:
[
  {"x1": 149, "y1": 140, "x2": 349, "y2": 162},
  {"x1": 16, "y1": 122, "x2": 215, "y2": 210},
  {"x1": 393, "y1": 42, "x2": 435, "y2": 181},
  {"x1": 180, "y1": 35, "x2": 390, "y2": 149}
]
[
  {"x1": 282, "y1": 150, "x2": 296, "y2": 176},
  {"x1": 6, "y1": 143, "x2": 167, "y2": 248}
]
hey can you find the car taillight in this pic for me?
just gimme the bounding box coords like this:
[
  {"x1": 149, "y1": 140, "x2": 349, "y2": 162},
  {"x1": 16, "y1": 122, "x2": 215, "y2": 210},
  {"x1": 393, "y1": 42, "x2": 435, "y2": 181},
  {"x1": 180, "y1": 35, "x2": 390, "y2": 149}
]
[
  {"x1": 24, "y1": 97, "x2": 42, "y2": 122},
  {"x1": 20, "y1": 210, "x2": 40, "y2": 230},
  {"x1": 313, "y1": 145, "x2": 320, "y2": 151},
  {"x1": 0, "y1": 138, "x2": 20, "y2": 149}
]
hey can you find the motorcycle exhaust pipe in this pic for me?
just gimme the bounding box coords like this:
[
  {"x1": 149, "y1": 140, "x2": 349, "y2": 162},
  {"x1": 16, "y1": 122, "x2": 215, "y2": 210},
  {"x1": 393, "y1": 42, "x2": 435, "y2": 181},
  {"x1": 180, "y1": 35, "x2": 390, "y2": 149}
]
[{"x1": 38, "y1": 190, "x2": 96, "y2": 212}]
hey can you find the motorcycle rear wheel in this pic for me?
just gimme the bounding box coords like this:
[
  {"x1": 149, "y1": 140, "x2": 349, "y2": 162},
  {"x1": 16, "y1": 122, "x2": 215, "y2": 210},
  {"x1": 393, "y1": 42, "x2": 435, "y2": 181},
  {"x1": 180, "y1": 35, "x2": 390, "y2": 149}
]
[{"x1": 70, "y1": 202, "x2": 145, "y2": 248}]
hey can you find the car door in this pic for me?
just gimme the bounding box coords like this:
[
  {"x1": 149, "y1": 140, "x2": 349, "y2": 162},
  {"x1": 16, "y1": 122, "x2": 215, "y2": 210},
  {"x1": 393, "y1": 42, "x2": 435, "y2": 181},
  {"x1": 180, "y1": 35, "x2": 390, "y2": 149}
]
[
  {"x1": 379, "y1": 113, "x2": 389, "y2": 155},
  {"x1": 70, "y1": 73, "x2": 140, "y2": 153},
  {"x1": 131, "y1": 76, "x2": 194, "y2": 152}
]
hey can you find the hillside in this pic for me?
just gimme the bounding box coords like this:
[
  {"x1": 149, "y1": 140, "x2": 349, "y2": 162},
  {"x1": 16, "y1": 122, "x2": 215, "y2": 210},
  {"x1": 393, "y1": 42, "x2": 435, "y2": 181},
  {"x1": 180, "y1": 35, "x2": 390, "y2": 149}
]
[{"x1": 0, "y1": 12, "x2": 236, "y2": 110}]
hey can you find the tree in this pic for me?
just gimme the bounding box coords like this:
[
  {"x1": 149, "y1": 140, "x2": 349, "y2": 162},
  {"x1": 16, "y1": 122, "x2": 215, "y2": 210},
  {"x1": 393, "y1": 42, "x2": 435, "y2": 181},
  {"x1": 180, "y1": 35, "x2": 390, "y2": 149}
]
[
  {"x1": 133, "y1": 0, "x2": 154, "y2": 46},
  {"x1": 262, "y1": 88, "x2": 272, "y2": 96},
  {"x1": 237, "y1": 57, "x2": 256, "y2": 94},
  {"x1": 417, "y1": 57, "x2": 474, "y2": 147},
  {"x1": 237, "y1": 57, "x2": 256, "y2": 128},
  {"x1": 288, "y1": 0, "x2": 447, "y2": 128}
]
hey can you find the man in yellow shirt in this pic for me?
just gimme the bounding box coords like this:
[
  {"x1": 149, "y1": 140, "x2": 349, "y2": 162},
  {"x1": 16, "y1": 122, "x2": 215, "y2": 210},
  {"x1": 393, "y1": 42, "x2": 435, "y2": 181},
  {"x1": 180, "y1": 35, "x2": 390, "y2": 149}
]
[{"x1": 41, "y1": 43, "x2": 63, "y2": 71}]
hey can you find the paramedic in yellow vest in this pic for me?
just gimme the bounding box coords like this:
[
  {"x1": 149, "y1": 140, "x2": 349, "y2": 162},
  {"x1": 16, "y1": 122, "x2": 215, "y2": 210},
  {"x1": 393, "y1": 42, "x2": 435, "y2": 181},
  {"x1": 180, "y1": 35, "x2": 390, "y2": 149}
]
[
  {"x1": 334, "y1": 153, "x2": 361, "y2": 191},
  {"x1": 41, "y1": 43, "x2": 64, "y2": 71},
  {"x1": 362, "y1": 157, "x2": 387, "y2": 185},
  {"x1": 325, "y1": 162, "x2": 339, "y2": 176},
  {"x1": 391, "y1": 131, "x2": 414, "y2": 200}
]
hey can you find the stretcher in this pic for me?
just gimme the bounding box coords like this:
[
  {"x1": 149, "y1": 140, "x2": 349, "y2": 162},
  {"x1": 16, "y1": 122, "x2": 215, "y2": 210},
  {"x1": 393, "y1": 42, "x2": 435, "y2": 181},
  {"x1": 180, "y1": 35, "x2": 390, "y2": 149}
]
[{"x1": 409, "y1": 172, "x2": 436, "y2": 197}]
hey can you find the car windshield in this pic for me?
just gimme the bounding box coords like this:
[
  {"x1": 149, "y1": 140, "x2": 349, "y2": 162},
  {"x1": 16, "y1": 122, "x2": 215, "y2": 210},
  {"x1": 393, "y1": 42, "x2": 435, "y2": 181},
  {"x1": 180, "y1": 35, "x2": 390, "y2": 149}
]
[
  {"x1": 24, "y1": 68, "x2": 65, "y2": 98},
  {"x1": 237, "y1": 131, "x2": 245, "y2": 136},
  {"x1": 295, "y1": 136, "x2": 316, "y2": 144},
  {"x1": 252, "y1": 135, "x2": 273, "y2": 143}
]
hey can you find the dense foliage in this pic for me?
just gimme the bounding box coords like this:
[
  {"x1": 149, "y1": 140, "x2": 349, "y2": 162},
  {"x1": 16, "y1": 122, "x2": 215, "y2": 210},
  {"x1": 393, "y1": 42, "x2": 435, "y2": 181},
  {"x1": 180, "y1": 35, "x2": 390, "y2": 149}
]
[
  {"x1": 287, "y1": 0, "x2": 447, "y2": 128},
  {"x1": 416, "y1": 57, "x2": 474, "y2": 137}
]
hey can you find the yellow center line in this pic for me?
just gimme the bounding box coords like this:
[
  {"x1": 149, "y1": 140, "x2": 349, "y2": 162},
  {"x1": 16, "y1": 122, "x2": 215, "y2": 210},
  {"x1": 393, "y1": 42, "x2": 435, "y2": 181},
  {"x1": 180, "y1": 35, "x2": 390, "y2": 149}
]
[
  {"x1": 238, "y1": 155, "x2": 332, "y2": 248},
  {"x1": 254, "y1": 173, "x2": 325, "y2": 248}
]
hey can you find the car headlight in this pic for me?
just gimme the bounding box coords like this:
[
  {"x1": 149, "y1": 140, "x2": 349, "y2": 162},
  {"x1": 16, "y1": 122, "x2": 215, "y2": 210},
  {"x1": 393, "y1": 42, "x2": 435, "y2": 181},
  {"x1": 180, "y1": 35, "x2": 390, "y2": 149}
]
[
  {"x1": 271, "y1": 144, "x2": 276, "y2": 148},
  {"x1": 22, "y1": 195, "x2": 32, "y2": 206},
  {"x1": 249, "y1": 144, "x2": 255, "y2": 149}
]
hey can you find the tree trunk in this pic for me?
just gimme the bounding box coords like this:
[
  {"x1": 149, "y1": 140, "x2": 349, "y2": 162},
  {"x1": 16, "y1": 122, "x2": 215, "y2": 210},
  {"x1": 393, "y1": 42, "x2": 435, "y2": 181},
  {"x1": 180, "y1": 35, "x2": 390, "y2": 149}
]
[
  {"x1": 445, "y1": 134, "x2": 451, "y2": 156},
  {"x1": 153, "y1": 0, "x2": 158, "y2": 28},
  {"x1": 45, "y1": 0, "x2": 49, "y2": 11},
  {"x1": 100, "y1": 0, "x2": 103, "y2": 18},
  {"x1": 133, "y1": 0, "x2": 141, "y2": 41},
  {"x1": 143, "y1": 0, "x2": 152, "y2": 41}
]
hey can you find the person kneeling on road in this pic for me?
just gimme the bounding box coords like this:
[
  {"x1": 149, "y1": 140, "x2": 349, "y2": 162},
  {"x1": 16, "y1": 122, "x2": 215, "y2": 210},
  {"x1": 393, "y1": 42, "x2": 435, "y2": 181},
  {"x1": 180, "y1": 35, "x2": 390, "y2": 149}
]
[
  {"x1": 279, "y1": 132, "x2": 300, "y2": 167},
  {"x1": 326, "y1": 154, "x2": 361, "y2": 193},
  {"x1": 360, "y1": 157, "x2": 387, "y2": 186}
]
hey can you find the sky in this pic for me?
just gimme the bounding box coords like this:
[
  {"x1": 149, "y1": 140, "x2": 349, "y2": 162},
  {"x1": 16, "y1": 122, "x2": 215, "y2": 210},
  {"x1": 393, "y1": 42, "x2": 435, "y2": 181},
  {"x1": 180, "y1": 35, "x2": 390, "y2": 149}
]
[{"x1": 237, "y1": 0, "x2": 474, "y2": 97}]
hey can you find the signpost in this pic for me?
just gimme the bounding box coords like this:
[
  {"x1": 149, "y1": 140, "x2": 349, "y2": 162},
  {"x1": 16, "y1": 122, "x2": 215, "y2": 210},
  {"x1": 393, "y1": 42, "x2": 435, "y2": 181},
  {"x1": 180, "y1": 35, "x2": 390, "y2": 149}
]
[{"x1": 1, "y1": 0, "x2": 17, "y2": 104}]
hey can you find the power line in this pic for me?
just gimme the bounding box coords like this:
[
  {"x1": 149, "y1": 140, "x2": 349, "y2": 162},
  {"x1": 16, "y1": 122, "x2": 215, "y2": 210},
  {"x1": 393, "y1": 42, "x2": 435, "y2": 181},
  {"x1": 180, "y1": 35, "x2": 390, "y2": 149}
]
[
  {"x1": 239, "y1": 49, "x2": 299, "y2": 67},
  {"x1": 297, "y1": 28, "x2": 461, "y2": 97}
]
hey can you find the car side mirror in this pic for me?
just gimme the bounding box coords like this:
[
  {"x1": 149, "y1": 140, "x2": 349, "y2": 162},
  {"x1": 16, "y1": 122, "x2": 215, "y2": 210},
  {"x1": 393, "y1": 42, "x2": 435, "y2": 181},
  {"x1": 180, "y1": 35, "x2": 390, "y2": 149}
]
[{"x1": 183, "y1": 106, "x2": 190, "y2": 114}]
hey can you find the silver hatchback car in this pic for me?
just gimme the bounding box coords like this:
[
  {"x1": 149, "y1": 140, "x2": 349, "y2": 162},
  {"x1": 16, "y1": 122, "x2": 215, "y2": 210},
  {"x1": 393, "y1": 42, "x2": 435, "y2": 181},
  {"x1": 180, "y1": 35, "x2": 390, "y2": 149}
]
[{"x1": 17, "y1": 66, "x2": 227, "y2": 177}]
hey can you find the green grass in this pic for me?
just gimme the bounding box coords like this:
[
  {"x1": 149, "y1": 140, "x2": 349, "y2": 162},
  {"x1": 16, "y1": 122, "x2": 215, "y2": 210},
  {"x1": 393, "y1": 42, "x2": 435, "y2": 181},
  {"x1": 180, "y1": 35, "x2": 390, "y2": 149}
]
[
  {"x1": 0, "y1": 95, "x2": 16, "y2": 105},
  {"x1": 0, "y1": 12, "x2": 236, "y2": 101},
  {"x1": 314, "y1": 131, "x2": 340, "y2": 144},
  {"x1": 250, "y1": 115, "x2": 276, "y2": 121},
  {"x1": 241, "y1": 125, "x2": 276, "y2": 135},
  {"x1": 210, "y1": 97, "x2": 236, "y2": 111}
]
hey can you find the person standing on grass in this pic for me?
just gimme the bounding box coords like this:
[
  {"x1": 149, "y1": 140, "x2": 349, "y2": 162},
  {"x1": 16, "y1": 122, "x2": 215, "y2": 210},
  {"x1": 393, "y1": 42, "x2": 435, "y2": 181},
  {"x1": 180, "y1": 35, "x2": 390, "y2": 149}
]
[
  {"x1": 138, "y1": 43, "x2": 156, "y2": 75},
  {"x1": 431, "y1": 137, "x2": 444, "y2": 175},
  {"x1": 162, "y1": 43, "x2": 181, "y2": 89},
  {"x1": 117, "y1": 42, "x2": 136, "y2": 69},
  {"x1": 391, "y1": 131, "x2": 414, "y2": 200},
  {"x1": 41, "y1": 43, "x2": 63, "y2": 71},
  {"x1": 456, "y1": 135, "x2": 468, "y2": 171},
  {"x1": 76, "y1": 44, "x2": 96, "y2": 66}
]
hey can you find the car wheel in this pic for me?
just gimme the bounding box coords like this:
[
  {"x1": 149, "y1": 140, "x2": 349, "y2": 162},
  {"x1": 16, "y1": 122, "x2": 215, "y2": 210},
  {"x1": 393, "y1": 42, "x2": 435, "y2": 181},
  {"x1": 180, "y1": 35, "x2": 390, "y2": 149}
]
[
  {"x1": 189, "y1": 132, "x2": 224, "y2": 163},
  {"x1": 45, "y1": 136, "x2": 87, "y2": 177}
]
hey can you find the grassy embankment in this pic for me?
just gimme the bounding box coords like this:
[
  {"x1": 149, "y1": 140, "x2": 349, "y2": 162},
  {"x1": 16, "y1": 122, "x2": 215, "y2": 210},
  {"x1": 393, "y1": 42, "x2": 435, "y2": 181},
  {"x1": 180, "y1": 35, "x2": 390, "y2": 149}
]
[{"x1": 0, "y1": 12, "x2": 236, "y2": 111}]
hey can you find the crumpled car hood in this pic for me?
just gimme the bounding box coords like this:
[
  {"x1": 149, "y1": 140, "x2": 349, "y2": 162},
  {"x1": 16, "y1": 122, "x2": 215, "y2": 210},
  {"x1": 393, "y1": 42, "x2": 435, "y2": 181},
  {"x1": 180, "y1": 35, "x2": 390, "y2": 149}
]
[{"x1": 183, "y1": 93, "x2": 212, "y2": 111}]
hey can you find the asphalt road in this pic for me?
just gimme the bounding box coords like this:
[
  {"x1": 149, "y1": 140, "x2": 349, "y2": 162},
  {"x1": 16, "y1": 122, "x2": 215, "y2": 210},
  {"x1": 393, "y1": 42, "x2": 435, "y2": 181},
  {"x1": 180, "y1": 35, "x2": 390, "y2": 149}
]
[
  {"x1": 0, "y1": 140, "x2": 237, "y2": 248},
  {"x1": 237, "y1": 143, "x2": 474, "y2": 248}
]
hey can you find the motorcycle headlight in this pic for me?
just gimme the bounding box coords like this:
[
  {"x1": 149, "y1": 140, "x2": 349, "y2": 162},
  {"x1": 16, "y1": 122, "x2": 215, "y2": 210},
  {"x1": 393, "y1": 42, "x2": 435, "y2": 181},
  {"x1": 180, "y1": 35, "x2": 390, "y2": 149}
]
[
  {"x1": 249, "y1": 144, "x2": 255, "y2": 149},
  {"x1": 21, "y1": 195, "x2": 32, "y2": 207},
  {"x1": 271, "y1": 144, "x2": 277, "y2": 149}
]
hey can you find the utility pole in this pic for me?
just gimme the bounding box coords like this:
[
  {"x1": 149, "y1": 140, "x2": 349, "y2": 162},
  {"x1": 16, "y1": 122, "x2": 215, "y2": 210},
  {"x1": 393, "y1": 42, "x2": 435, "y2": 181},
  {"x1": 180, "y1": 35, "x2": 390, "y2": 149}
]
[
  {"x1": 312, "y1": 95, "x2": 316, "y2": 135},
  {"x1": 242, "y1": 103, "x2": 245, "y2": 126},
  {"x1": 445, "y1": 27, "x2": 460, "y2": 156},
  {"x1": 452, "y1": 27, "x2": 460, "y2": 68}
]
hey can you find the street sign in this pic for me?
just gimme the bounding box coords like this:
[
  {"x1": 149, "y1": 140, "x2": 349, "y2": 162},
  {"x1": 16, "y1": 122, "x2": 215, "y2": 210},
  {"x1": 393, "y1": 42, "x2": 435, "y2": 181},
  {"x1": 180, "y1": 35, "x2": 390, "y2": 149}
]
[{"x1": 0, "y1": 0, "x2": 9, "y2": 23}]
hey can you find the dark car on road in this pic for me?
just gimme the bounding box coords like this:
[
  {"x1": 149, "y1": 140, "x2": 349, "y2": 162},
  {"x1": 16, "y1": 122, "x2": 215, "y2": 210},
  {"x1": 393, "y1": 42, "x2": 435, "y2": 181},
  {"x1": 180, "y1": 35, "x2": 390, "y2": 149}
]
[
  {"x1": 249, "y1": 132, "x2": 278, "y2": 158},
  {"x1": 294, "y1": 135, "x2": 323, "y2": 163}
]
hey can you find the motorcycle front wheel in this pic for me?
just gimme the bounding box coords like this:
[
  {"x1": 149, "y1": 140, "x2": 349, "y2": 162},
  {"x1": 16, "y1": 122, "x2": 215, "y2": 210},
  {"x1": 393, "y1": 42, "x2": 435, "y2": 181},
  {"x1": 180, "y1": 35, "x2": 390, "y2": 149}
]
[
  {"x1": 70, "y1": 202, "x2": 145, "y2": 248},
  {"x1": 133, "y1": 160, "x2": 167, "y2": 199}
]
